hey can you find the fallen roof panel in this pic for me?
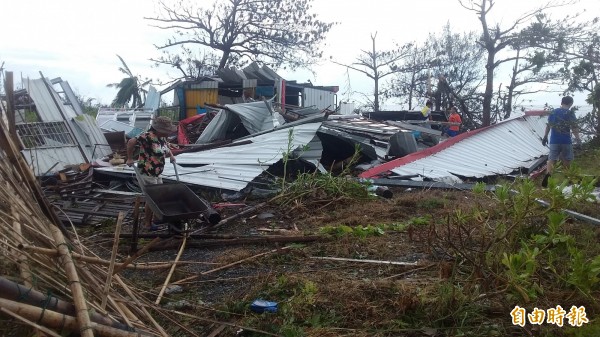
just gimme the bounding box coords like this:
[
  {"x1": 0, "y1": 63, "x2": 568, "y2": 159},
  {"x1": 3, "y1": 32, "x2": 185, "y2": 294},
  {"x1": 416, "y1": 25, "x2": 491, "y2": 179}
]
[
  {"x1": 22, "y1": 147, "x2": 86, "y2": 175},
  {"x1": 178, "y1": 122, "x2": 322, "y2": 165},
  {"x1": 97, "y1": 122, "x2": 323, "y2": 191},
  {"x1": 360, "y1": 112, "x2": 549, "y2": 183},
  {"x1": 25, "y1": 78, "x2": 78, "y2": 122}
]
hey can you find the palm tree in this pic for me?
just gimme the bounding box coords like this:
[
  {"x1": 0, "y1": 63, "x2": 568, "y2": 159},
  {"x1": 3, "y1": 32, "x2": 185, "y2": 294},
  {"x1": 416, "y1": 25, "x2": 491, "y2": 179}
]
[{"x1": 107, "y1": 55, "x2": 151, "y2": 108}]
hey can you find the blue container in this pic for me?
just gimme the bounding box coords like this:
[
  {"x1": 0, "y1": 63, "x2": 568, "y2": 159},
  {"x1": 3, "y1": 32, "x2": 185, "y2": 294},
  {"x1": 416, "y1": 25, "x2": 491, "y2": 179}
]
[{"x1": 250, "y1": 299, "x2": 278, "y2": 313}]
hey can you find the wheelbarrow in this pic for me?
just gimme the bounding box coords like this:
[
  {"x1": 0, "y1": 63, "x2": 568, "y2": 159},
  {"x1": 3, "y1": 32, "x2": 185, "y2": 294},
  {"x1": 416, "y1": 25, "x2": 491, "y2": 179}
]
[{"x1": 133, "y1": 163, "x2": 220, "y2": 234}]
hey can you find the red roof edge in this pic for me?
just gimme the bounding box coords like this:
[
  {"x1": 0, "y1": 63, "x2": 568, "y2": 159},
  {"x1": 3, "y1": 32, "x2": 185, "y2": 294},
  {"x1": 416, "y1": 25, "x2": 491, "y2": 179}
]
[{"x1": 359, "y1": 112, "x2": 545, "y2": 179}]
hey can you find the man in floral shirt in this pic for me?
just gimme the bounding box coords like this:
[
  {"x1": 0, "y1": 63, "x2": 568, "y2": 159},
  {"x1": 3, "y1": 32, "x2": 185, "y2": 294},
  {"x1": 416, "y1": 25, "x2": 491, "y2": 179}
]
[{"x1": 127, "y1": 116, "x2": 177, "y2": 230}]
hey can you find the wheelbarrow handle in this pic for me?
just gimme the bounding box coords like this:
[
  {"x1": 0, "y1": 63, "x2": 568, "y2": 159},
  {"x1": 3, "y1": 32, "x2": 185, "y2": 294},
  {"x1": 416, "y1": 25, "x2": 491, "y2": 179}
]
[
  {"x1": 172, "y1": 162, "x2": 180, "y2": 182},
  {"x1": 132, "y1": 164, "x2": 148, "y2": 194}
]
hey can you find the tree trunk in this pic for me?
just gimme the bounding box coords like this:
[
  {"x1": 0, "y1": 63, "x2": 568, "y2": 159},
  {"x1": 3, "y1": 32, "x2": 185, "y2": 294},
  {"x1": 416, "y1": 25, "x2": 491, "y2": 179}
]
[
  {"x1": 218, "y1": 50, "x2": 230, "y2": 69},
  {"x1": 374, "y1": 76, "x2": 380, "y2": 112},
  {"x1": 479, "y1": 0, "x2": 493, "y2": 127},
  {"x1": 408, "y1": 71, "x2": 415, "y2": 110},
  {"x1": 504, "y1": 49, "x2": 521, "y2": 120},
  {"x1": 371, "y1": 34, "x2": 380, "y2": 112},
  {"x1": 483, "y1": 51, "x2": 495, "y2": 126}
]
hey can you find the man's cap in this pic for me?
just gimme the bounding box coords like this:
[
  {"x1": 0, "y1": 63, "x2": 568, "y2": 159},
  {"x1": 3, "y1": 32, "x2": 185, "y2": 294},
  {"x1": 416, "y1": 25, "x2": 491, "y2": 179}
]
[{"x1": 151, "y1": 116, "x2": 177, "y2": 134}]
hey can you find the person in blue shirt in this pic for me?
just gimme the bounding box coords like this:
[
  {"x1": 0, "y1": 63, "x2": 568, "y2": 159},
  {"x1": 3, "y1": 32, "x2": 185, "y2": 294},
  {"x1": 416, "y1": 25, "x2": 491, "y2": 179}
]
[{"x1": 541, "y1": 96, "x2": 581, "y2": 186}]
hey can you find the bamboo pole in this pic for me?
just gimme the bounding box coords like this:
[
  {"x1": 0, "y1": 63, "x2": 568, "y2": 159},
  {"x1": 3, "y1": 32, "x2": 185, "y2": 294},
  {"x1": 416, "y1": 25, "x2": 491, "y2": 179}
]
[
  {"x1": 130, "y1": 196, "x2": 142, "y2": 254},
  {"x1": 19, "y1": 244, "x2": 180, "y2": 270},
  {"x1": 116, "y1": 301, "x2": 142, "y2": 325},
  {"x1": 0, "y1": 306, "x2": 62, "y2": 337},
  {"x1": 113, "y1": 237, "x2": 164, "y2": 275},
  {"x1": 48, "y1": 222, "x2": 95, "y2": 337},
  {"x1": 172, "y1": 246, "x2": 290, "y2": 285},
  {"x1": 102, "y1": 212, "x2": 124, "y2": 310},
  {"x1": 11, "y1": 207, "x2": 33, "y2": 287},
  {"x1": 107, "y1": 295, "x2": 133, "y2": 328},
  {"x1": 114, "y1": 275, "x2": 169, "y2": 337},
  {"x1": 0, "y1": 298, "x2": 150, "y2": 337},
  {"x1": 0, "y1": 276, "x2": 124, "y2": 330},
  {"x1": 0, "y1": 120, "x2": 70, "y2": 237},
  {"x1": 155, "y1": 236, "x2": 187, "y2": 305}
]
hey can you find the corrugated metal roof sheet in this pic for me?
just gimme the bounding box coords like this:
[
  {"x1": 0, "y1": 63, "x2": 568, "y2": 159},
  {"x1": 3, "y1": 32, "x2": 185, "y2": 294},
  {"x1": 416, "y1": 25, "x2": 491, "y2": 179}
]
[
  {"x1": 22, "y1": 147, "x2": 86, "y2": 175},
  {"x1": 163, "y1": 164, "x2": 266, "y2": 190},
  {"x1": 324, "y1": 118, "x2": 405, "y2": 139},
  {"x1": 71, "y1": 114, "x2": 112, "y2": 160},
  {"x1": 96, "y1": 164, "x2": 266, "y2": 191},
  {"x1": 179, "y1": 123, "x2": 322, "y2": 165},
  {"x1": 360, "y1": 113, "x2": 549, "y2": 183},
  {"x1": 304, "y1": 87, "x2": 336, "y2": 110},
  {"x1": 295, "y1": 136, "x2": 323, "y2": 167},
  {"x1": 25, "y1": 78, "x2": 77, "y2": 122},
  {"x1": 97, "y1": 122, "x2": 323, "y2": 191},
  {"x1": 195, "y1": 101, "x2": 284, "y2": 144}
]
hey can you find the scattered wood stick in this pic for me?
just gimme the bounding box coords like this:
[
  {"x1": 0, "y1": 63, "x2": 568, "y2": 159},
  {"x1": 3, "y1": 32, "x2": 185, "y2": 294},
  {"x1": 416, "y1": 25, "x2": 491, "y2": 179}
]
[
  {"x1": 18, "y1": 243, "x2": 179, "y2": 270},
  {"x1": 172, "y1": 246, "x2": 291, "y2": 285},
  {"x1": 155, "y1": 236, "x2": 187, "y2": 305},
  {"x1": 113, "y1": 237, "x2": 164, "y2": 275},
  {"x1": 206, "y1": 324, "x2": 227, "y2": 337},
  {"x1": 102, "y1": 211, "x2": 124, "y2": 310},
  {"x1": 151, "y1": 235, "x2": 325, "y2": 251},
  {"x1": 382, "y1": 263, "x2": 436, "y2": 280},
  {"x1": 310, "y1": 256, "x2": 419, "y2": 266},
  {"x1": 129, "y1": 196, "x2": 142, "y2": 254},
  {"x1": 114, "y1": 275, "x2": 169, "y2": 337}
]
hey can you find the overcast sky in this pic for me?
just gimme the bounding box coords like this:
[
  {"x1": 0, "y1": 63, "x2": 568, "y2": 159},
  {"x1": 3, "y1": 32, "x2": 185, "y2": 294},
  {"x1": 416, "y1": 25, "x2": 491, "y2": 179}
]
[{"x1": 2, "y1": 0, "x2": 598, "y2": 111}]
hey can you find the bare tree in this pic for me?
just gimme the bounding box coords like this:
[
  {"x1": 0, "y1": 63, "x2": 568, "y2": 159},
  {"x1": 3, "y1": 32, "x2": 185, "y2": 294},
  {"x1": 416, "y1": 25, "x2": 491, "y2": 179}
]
[
  {"x1": 331, "y1": 33, "x2": 412, "y2": 112},
  {"x1": 389, "y1": 24, "x2": 485, "y2": 128},
  {"x1": 495, "y1": 46, "x2": 564, "y2": 120},
  {"x1": 387, "y1": 43, "x2": 433, "y2": 110},
  {"x1": 459, "y1": 0, "x2": 575, "y2": 126},
  {"x1": 152, "y1": 46, "x2": 220, "y2": 84},
  {"x1": 147, "y1": 0, "x2": 334, "y2": 71}
]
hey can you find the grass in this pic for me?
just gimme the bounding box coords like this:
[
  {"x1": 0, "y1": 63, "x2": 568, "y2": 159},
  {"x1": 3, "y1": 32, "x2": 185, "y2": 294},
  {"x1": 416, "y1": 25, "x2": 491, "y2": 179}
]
[
  {"x1": 74, "y1": 142, "x2": 600, "y2": 337},
  {"x1": 573, "y1": 143, "x2": 600, "y2": 177}
]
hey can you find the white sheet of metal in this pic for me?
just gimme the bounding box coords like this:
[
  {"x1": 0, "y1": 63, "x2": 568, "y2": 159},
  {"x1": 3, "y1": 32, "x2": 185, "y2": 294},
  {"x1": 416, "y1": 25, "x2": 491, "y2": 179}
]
[
  {"x1": 71, "y1": 114, "x2": 112, "y2": 160},
  {"x1": 179, "y1": 122, "x2": 322, "y2": 165},
  {"x1": 161, "y1": 164, "x2": 267, "y2": 190},
  {"x1": 25, "y1": 78, "x2": 77, "y2": 122},
  {"x1": 98, "y1": 122, "x2": 323, "y2": 191},
  {"x1": 389, "y1": 115, "x2": 549, "y2": 183},
  {"x1": 96, "y1": 164, "x2": 266, "y2": 191},
  {"x1": 303, "y1": 88, "x2": 335, "y2": 110},
  {"x1": 22, "y1": 147, "x2": 86, "y2": 175}
]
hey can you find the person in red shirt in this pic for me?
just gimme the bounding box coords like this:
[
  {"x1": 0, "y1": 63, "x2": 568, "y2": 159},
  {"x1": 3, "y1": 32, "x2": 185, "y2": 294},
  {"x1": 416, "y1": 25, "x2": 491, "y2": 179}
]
[{"x1": 447, "y1": 106, "x2": 462, "y2": 137}]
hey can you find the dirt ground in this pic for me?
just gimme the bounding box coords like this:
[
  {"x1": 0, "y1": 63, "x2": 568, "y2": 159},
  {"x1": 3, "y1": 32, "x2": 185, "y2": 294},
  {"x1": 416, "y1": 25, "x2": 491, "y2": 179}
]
[{"x1": 85, "y1": 183, "x2": 600, "y2": 337}]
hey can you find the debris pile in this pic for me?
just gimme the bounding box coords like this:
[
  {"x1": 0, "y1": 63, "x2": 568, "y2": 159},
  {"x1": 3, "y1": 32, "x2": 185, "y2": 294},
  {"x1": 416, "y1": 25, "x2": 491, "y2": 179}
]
[{"x1": 0, "y1": 123, "x2": 177, "y2": 336}]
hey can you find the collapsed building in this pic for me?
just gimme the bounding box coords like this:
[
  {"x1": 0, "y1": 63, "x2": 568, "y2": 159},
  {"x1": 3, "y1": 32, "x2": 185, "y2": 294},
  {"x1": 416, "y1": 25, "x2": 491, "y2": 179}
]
[{"x1": 2, "y1": 63, "x2": 552, "y2": 196}]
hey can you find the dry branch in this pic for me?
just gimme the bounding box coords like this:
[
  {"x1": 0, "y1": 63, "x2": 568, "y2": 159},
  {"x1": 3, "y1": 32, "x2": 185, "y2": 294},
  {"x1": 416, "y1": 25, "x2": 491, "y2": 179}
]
[
  {"x1": 155, "y1": 236, "x2": 187, "y2": 305},
  {"x1": 172, "y1": 246, "x2": 291, "y2": 285}
]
